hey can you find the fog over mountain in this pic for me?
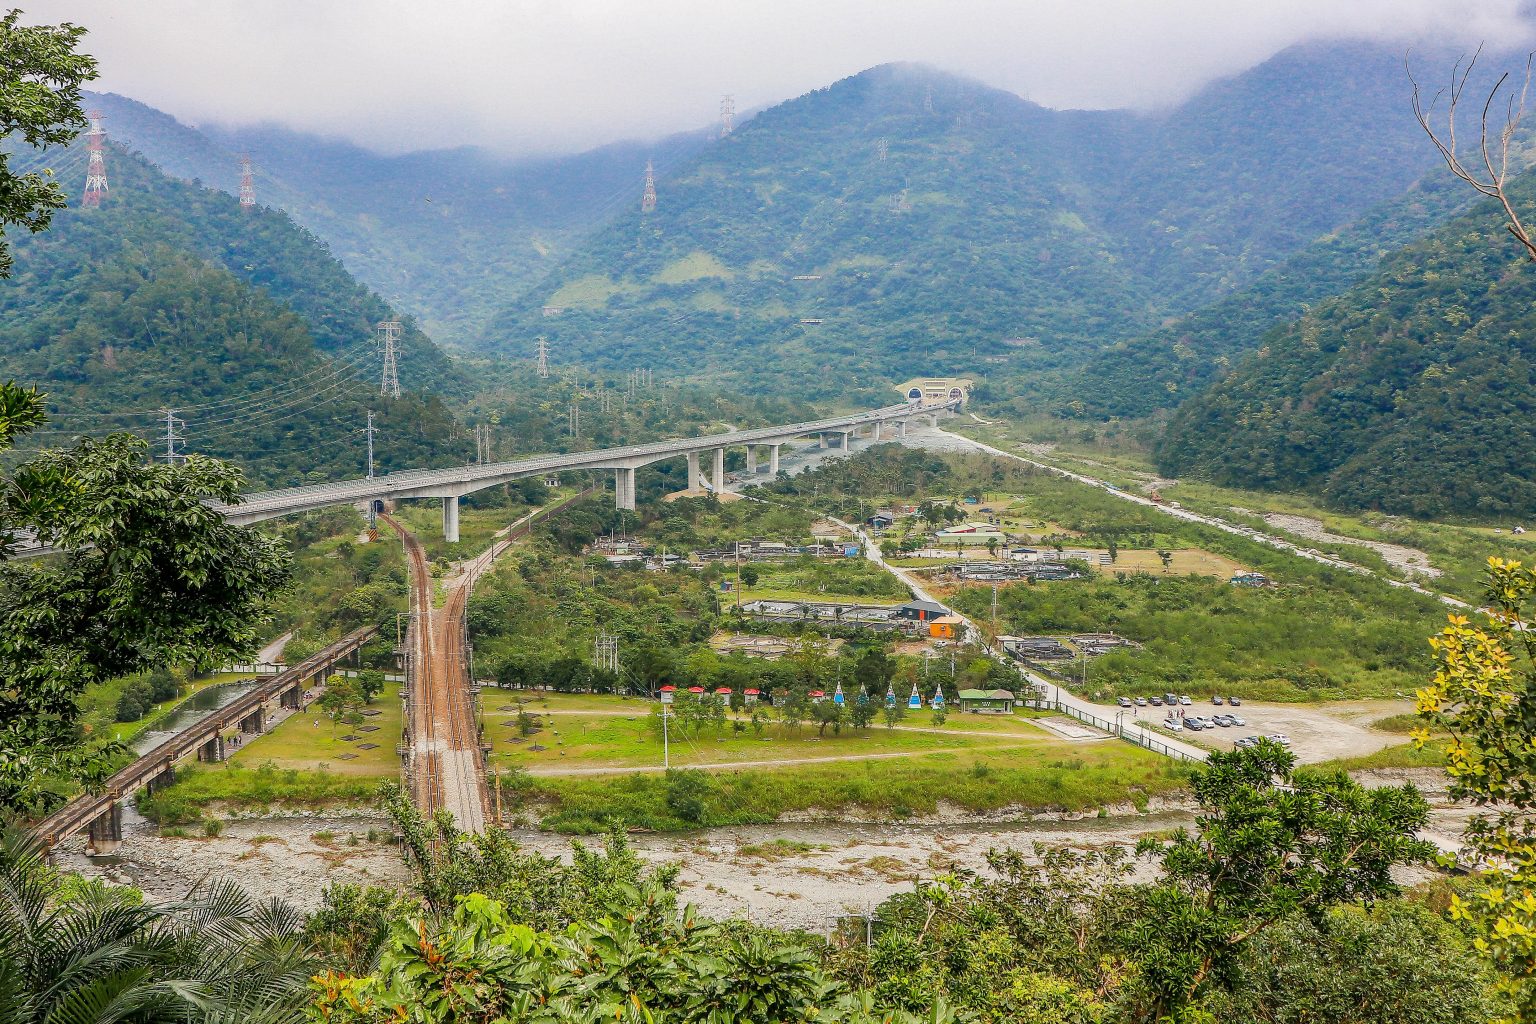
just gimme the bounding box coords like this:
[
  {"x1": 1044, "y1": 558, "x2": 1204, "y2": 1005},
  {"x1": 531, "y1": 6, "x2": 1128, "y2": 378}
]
[{"x1": 23, "y1": 0, "x2": 1534, "y2": 157}]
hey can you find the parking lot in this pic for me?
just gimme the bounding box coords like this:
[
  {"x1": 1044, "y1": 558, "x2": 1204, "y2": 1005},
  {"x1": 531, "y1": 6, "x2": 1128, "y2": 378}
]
[{"x1": 1120, "y1": 699, "x2": 1414, "y2": 764}]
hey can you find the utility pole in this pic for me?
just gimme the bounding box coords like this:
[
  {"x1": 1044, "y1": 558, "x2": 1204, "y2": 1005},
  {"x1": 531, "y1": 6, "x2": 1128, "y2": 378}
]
[
  {"x1": 641, "y1": 160, "x2": 657, "y2": 214},
  {"x1": 238, "y1": 153, "x2": 256, "y2": 210},
  {"x1": 366, "y1": 410, "x2": 376, "y2": 478},
  {"x1": 535, "y1": 336, "x2": 550, "y2": 379},
  {"x1": 159, "y1": 409, "x2": 184, "y2": 463},
  {"x1": 568, "y1": 401, "x2": 579, "y2": 438},
  {"x1": 82, "y1": 110, "x2": 108, "y2": 208},
  {"x1": 377, "y1": 321, "x2": 402, "y2": 398},
  {"x1": 720, "y1": 94, "x2": 735, "y2": 137}
]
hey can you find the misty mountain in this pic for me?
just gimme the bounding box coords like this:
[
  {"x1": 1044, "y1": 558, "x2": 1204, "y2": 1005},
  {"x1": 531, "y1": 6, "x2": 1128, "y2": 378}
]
[
  {"x1": 0, "y1": 142, "x2": 465, "y2": 487},
  {"x1": 1156, "y1": 169, "x2": 1536, "y2": 519},
  {"x1": 1070, "y1": 169, "x2": 1480, "y2": 420},
  {"x1": 85, "y1": 91, "x2": 714, "y2": 346},
  {"x1": 476, "y1": 42, "x2": 1451, "y2": 394}
]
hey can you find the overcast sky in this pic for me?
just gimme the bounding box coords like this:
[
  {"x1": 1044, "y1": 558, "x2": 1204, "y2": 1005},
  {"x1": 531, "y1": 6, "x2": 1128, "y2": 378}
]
[{"x1": 25, "y1": 1, "x2": 1536, "y2": 157}]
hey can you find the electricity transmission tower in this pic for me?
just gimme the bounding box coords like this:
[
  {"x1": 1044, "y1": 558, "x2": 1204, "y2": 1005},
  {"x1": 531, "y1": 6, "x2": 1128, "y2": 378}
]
[
  {"x1": 159, "y1": 409, "x2": 185, "y2": 463},
  {"x1": 535, "y1": 336, "x2": 550, "y2": 379},
  {"x1": 641, "y1": 160, "x2": 657, "y2": 214},
  {"x1": 876, "y1": 137, "x2": 888, "y2": 162},
  {"x1": 238, "y1": 153, "x2": 256, "y2": 210},
  {"x1": 82, "y1": 110, "x2": 108, "y2": 208},
  {"x1": 720, "y1": 95, "x2": 735, "y2": 137},
  {"x1": 377, "y1": 321, "x2": 402, "y2": 398}
]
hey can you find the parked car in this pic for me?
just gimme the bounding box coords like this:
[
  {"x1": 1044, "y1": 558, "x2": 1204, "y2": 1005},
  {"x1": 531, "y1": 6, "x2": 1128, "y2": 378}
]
[
  {"x1": 1149, "y1": 696, "x2": 1164, "y2": 706},
  {"x1": 1164, "y1": 718, "x2": 1183, "y2": 732},
  {"x1": 1266, "y1": 733, "x2": 1292, "y2": 746},
  {"x1": 1227, "y1": 715, "x2": 1246, "y2": 727},
  {"x1": 1134, "y1": 696, "x2": 1148, "y2": 707},
  {"x1": 1214, "y1": 716, "x2": 1233, "y2": 727},
  {"x1": 1211, "y1": 695, "x2": 1225, "y2": 705},
  {"x1": 1234, "y1": 736, "x2": 1259, "y2": 749},
  {"x1": 1118, "y1": 697, "x2": 1132, "y2": 708},
  {"x1": 1163, "y1": 693, "x2": 1178, "y2": 705},
  {"x1": 1185, "y1": 719, "x2": 1205, "y2": 731},
  {"x1": 1228, "y1": 696, "x2": 1242, "y2": 706},
  {"x1": 1179, "y1": 695, "x2": 1193, "y2": 706}
]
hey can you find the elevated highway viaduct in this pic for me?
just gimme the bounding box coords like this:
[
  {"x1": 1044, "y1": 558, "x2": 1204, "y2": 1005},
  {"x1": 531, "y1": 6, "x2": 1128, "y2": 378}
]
[{"x1": 220, "y1": 400, "x2": 958, "y2": 542}]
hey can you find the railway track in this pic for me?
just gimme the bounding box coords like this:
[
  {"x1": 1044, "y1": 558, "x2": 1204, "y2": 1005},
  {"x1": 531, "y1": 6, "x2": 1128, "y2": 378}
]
[{"x1": 381, "y1": 513, "x2": 487, "y2": 831}]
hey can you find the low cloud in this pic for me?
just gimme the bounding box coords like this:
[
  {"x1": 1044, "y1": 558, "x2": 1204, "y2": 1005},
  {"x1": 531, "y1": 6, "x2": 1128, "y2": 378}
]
[{"x1": 25, "y1": 0, "x2": 1536, "y2": 156}]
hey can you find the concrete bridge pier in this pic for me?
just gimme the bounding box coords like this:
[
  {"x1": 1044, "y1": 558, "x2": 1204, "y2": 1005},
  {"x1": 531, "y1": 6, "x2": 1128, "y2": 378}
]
[
  {"x1": 769, "y1": 444, "x2": 781, "y2": 476},
  {"x1": 442, "y1": 495, "x2": 460, "y2": 544},
  {"x1": 197, "y1": 735, "x2": 226, "y2": 763},
  {"x1": 745, "y1": 445, "x2": 758, "y2": 474},
  {"x1": 86, "y1": 803, "x2": 122, "y2": 855},
  {"x1": 711, "y1": 448, "x2": 725, "y2": 492},
  {"x1": 280, "y1": 684, "x2": 301, "y2": 709},
  {"x1": 841, "y1": 431, "x2": 852, "y2": 449},
  {"x1": 897, "y1": 420, "x2": 908, "y2": 438},
  {"x1": 872, "y1": 421, "x2": 883, "y2": 441},
  {"x1": 239, "y1": 708, "x2": 265, "y2": 735},
  {"x1": 614, "y1": 467, "x2": 636, "y2": 511},
  {"x1": 144, "y1": 763, "x2": 176, "y2": 796},
  {"x1": 686, "y1": 452, "x2": 701, "y2": 491}
]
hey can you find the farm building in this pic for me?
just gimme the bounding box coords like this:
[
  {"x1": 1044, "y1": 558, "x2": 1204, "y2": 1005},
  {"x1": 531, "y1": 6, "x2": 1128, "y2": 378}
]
[
  {"x1": 958, "y1": 689, "x2": 1015, "y2": 714},
  {"x1": 928, "y1": 615, "x2": 964, "y2": 640},
  {"x1": 895, "y1": 600, "x2": 950, "y2": 622}
]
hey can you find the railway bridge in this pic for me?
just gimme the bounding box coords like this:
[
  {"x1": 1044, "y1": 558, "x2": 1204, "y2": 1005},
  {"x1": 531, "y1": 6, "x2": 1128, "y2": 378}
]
[{"x1": 32, "y1": 627, "x2": 375, "y2": 853}]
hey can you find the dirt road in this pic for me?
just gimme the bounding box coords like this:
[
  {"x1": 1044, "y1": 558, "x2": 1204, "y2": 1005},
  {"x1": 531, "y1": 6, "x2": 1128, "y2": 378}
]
[{"x1": 382, "y1": 514, "x2": 487, "y2": 832}]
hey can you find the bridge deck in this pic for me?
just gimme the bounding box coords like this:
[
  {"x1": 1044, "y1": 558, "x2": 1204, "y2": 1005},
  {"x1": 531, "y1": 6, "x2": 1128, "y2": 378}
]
[{"x1": 32, "y1": 626, "x2": 376, "y2": 847}]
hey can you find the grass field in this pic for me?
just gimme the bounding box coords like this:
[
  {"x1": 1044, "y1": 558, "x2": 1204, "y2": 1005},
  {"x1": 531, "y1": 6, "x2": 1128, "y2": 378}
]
[
  {"x1": 949, "y1": 417, "x2": 1536, "y2": 604},
  {"x1": 483, "y1": 706, "x2": 1042, "y2": 772},
  {"x1": 228, "y1": 679, "x2": 403, "y2": 778},
  {"x1": 506, "y1": 741, "x2": 1188, "y2": 833}
]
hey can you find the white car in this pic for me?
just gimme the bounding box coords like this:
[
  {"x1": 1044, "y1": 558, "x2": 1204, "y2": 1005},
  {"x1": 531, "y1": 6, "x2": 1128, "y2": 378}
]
[{"x1": 1163, "y1": 718, "x2": 1184, "y2": 732}]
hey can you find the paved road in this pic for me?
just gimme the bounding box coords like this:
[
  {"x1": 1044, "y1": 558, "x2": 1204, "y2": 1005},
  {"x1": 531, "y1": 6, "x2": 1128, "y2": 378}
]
[{"x1": 920, "y1": 428, "x2": 1472, "y2": 612}]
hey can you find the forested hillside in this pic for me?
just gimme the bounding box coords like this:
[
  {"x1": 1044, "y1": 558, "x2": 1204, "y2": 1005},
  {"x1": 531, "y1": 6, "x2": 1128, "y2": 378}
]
[
  {"x1": 87, "y1": 91, "x2": 712, "y2": 345},
  {"x1": 1072, "y1": 171, "x2": 1478, "y2": 419},
  {"x1": 1156, "y1": 171, "x2": 1536, "y2": 518},
  {"x1": 0, "y1": 141, "x2": 464, "y2": 487},
  {"x1": 481, "y1": 43, "x2": 1453, "y2": 395}
]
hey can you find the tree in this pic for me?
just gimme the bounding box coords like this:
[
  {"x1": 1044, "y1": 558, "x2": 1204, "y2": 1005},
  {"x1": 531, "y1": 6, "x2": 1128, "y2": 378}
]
[
  {"x1": 740, "y1": 564, "x2": 760, "y2": 587},
  {"x1": 1156, "y1": 549, "x2": 1173, "y2": 570},
  {"x1": 1415, "y1": 557, "x2": 1536, "y2": 1016},
  {"x1": 356, "y1": 668, "x2": 386, "y2": 703},
  {"x1": 882, "y1": 702, "x2": 906, "y2": 729},
  {"x1": 0, "y1": 427, "x2": 292, "y2": 815},
  {"x1": 849, "y1": 698, "x2": 876, "y2": 730},
  {"x1": 319, "y1": 677, "x2": 366, "y2": 733},
  {"x1": 0, "y1": 831, "x2": 318, "y2": 1022},
  {"x1": 0, "y1": 10, "x2": 97, "y2": 279},
  {"x1": 1128, "y1": 742, "x2": 1433, "y2": 1020},
  {"x1": 854, "y1": 647, "x2": 894, "y2": 694},
  {"x1": 814, "y1": 699, "x2": 845, "y2": 737},
  {"x1": 1409, "y1": 48, "x2": 1536, "y2": 260}
]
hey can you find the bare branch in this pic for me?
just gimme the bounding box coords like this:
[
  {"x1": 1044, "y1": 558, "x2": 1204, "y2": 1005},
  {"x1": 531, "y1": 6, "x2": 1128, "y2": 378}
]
[{"x1": 1408, "y1": 46, "x2": 1536, "y2": 261}]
